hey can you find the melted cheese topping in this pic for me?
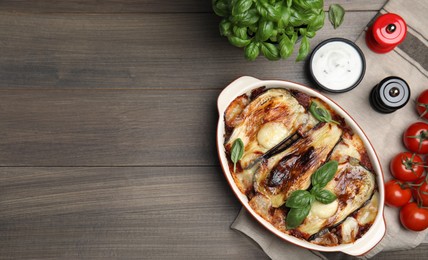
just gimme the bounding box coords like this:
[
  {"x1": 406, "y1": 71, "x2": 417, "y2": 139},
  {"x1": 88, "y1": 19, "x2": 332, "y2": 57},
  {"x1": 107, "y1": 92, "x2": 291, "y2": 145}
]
[
  {"x1": 356, "y1": 192, "x2": 379, "y2": 225},
  {"x1": 257, "y1": 122, "x2": 290, "y2": 149},
  {"x1": 310, "y1": 199, "x2": 338, "y2": 219},
  {"x1": 341, "y1": 217, "x2": 359, "y2": 243}
]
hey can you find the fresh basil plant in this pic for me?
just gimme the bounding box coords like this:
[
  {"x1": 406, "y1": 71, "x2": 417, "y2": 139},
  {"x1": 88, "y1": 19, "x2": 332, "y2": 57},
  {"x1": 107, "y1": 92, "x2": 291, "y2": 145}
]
[{"x1": 212, "y1": 0, "x2": 326, "y2": 61}]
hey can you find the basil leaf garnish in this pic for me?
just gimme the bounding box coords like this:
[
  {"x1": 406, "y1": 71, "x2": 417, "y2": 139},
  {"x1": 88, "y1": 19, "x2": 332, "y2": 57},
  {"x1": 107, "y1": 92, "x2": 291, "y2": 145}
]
[
  {"x1": 329, "y1": 4, "x2": 345, "y2": 29},
  {"x1": 310, "y1": 184, "x2": 322, "y2": 196},
  {"x1": 285, "y1": 190, "x2": 312, "y2": 209},
  {"x1": 285, "y1": 161, "x2": 339, "y2": 228},
  {"x1": 309, "y1": 101, "x2": 339, "y2": 124},
  {"x1": 231, "y1": 138, "x2": 244, "y2": 172},
  {"x1": 314, "y1": 189, "x2": 337, "y2": 204},
  {"x1": 286, "y1": 204, "x2": 311, "y2": 229},
  {"x1": 311, "y1": 160, "x2": 339, "y2": 188}
]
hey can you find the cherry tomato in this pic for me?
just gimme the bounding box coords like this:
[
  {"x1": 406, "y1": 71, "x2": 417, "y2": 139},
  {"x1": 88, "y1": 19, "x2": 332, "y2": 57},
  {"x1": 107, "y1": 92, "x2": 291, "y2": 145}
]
[
  {"x1": 384, "y1": 180, "x2": 412, "y2": 207},
  {"x1": 403, "y1": 122, "x2": 428, "y2": 154},
  {"x1": 416, "y1": 89, "x2": 428, "y2": 120},
  {"x1": 389, "y1": 152, "x2": 425, "y2": 181},
  {"x1": 399, "y1": 202, "x2": 428, "y2": 231},
  {"x1": 413, "y1": 177, "x2": 428, "y2": 207}
]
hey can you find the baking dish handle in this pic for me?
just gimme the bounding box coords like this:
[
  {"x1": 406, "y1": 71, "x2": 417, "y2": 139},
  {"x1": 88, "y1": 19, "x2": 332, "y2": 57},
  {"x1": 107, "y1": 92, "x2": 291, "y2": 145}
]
[{"x1": 217, "y1": 76, "x2": 261, "y2": 114}]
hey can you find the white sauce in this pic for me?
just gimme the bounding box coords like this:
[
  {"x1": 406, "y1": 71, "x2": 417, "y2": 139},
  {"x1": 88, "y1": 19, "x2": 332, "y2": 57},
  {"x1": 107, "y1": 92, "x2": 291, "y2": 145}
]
[{"x1": 311, "y1": 41, "x2": 363, "y2": 91}]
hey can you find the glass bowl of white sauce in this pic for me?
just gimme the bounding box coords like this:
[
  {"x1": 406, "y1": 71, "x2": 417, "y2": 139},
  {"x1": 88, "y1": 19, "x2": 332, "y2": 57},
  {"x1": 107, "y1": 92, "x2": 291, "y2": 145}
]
[{"x1": 308, "y1": 38, "x2": 366, "y2": 93}]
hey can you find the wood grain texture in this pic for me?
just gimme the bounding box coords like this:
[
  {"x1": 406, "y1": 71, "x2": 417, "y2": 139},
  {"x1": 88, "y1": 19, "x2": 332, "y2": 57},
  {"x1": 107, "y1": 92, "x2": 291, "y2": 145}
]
[
  {"x1": 0, "y1": 166, "x2": 267, "y2": 259},
  {"x1": 0, "y1": 90, "x2": 220, "y2": 166},
  {"x1": 0, "y1": 12, "x2": 375, "y2": 89},
  {"x1": 1, "y1": 166, "x2": 426, "y2": 260},
  {"x1": 0, "y1": 0, "x2": 386, "y2": 13}
]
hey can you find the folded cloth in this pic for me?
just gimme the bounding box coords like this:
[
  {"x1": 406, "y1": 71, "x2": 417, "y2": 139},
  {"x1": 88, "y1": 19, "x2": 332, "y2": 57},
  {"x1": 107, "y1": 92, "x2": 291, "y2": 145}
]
[{"x1": 231, "y1": 0, "x2": 428, "y2": 259}]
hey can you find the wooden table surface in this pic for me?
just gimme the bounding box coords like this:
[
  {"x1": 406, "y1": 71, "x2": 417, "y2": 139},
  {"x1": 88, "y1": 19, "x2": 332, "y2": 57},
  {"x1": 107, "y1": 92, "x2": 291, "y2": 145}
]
[{"x1": 1, "y1": 1, "x2": 427, "y2": 259}]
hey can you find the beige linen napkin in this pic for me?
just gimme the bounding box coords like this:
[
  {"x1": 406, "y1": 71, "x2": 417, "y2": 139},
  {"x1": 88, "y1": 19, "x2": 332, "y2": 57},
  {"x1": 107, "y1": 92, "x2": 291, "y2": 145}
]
[{"x1": 231, "y1": 0, "x2": 428, "y2": 259}]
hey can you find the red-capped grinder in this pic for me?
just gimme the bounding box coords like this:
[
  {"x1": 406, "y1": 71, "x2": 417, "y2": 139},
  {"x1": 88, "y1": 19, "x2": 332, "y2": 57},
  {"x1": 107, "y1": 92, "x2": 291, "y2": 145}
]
[{"x1": 366, "y1": 13, "x2": 407, "y2": 53}]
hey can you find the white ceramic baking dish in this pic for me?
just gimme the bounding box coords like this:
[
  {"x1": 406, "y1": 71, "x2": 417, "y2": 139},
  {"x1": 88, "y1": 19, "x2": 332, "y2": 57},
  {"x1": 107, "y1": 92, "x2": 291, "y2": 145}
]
[{"x1": 216, "y1": 76, "x2": 386, "y2": 256}]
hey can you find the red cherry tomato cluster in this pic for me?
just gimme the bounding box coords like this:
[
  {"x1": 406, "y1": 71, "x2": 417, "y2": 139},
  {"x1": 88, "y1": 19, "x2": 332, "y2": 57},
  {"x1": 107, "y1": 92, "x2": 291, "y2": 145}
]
[{"x1": 385, "y1": 90, "x2": 428, "y2": 231}]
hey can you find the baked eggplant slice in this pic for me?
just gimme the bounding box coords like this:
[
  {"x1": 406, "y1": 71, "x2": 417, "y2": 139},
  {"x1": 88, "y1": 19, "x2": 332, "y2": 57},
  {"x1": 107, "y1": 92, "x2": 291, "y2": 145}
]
[
  {"x1": 297, "y1": 162, "x2": 376, "y2": 237},
  {"x1": 225, "y1": 89, "x2": 315, "y2": 193},
  {"x1": 254, "y1": 122, "x2": 343, "y2": 208}
]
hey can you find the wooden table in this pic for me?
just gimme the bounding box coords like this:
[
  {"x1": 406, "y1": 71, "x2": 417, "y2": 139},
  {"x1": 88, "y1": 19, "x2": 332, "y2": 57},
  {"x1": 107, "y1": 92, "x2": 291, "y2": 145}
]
[{"x1": 0, "y1": 1, "x2": 426, "y2": 259}]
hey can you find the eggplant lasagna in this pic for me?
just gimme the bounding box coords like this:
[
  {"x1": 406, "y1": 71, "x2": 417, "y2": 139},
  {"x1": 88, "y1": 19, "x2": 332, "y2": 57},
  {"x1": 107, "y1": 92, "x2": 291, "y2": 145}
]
[{"x1": 224, "y1": 87, "x2": 379, "y2": 246}]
